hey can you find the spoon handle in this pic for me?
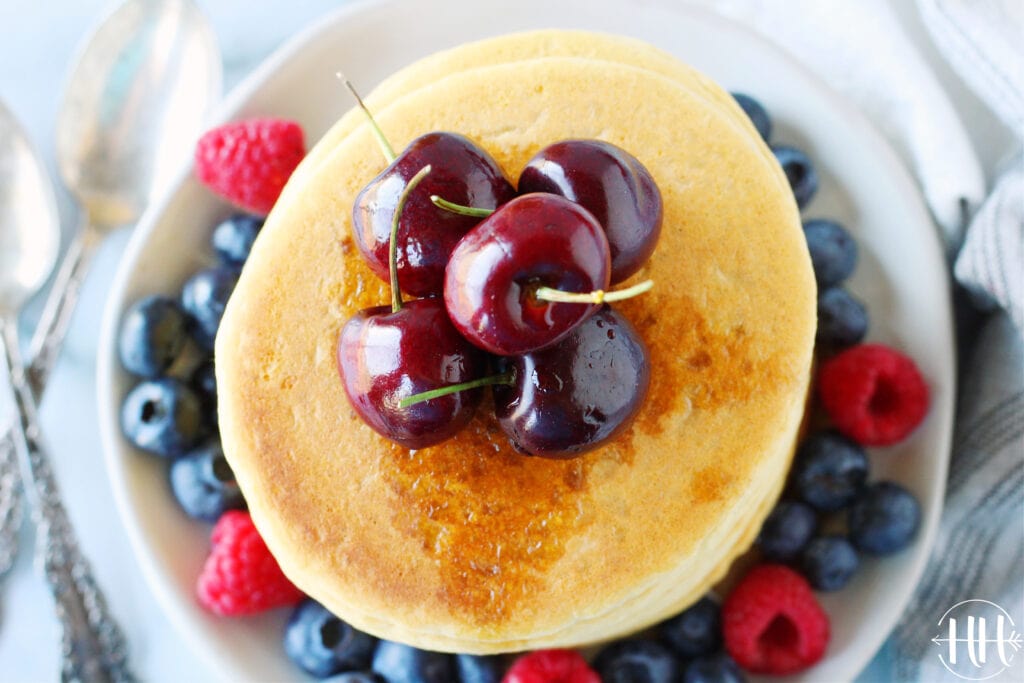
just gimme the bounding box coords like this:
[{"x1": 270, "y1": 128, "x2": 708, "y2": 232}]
[
  {"x1": 0, "y1": 430, "x2": 22, "y2": 577},
  {"x1": 0, "y1": 321, "x2": 134, "y2": 683},
  {"x1": 27, "y1": 223, "x2": 102, "y2": 398},
  {"x1": 0, "y1": 223, "x2": 102, "y2": 578}
]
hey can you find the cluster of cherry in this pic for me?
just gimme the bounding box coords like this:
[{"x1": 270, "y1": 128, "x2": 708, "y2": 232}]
[{"x1": 337, "y1": 99, "x2": 661, "y2": 458}]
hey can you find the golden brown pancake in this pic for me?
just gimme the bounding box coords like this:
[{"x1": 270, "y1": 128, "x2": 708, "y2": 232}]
[
  {"x1": 279, "y1": 29, "x2": 767, "y2": 206},
  {"x1": 217, "y1": 47, "x2": 816, "y2": 653}
]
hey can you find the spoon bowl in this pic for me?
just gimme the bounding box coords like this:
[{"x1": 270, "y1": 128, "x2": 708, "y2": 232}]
[
  {"x1": 21, "y1": 0, "x2": 222, "y2": 394},
  {"x1": 0, "y1": 101, "x2": 60, "y2": 314},
  {"x1": 56, "y1": 0, "x2": 221, "y2": 229}
]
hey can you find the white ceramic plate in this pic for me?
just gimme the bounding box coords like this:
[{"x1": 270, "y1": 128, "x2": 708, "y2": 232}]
[{"x1": 97, "y1": 1, "x2": 955, "y2": 680}]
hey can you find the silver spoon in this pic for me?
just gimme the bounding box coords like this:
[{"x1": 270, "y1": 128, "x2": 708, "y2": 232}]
[
  {"x1": 0, "y1": 102, "x2": 132, "y2": 681},
  {"x1": 0, "y1": 100, "x2": 60, "y2": 579},
  {"x1": 0, "y1": 0, "x2": 220, "y2": 600},
  {"x1": 39, "y1": 0, "x2": 222, "y2": 393}
]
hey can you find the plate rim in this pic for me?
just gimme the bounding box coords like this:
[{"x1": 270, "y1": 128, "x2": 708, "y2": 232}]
[{"x1": 96, "y1": 1, "x2": 955, "y2": 681}]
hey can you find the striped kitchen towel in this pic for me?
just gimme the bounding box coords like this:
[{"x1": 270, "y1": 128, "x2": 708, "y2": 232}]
[
  {"x1": 699, "y1": 0, "x2": 1023, "y2": 679},
  {"x1": 868, "y1": 0, "x2": 1024, "y2": 678}
]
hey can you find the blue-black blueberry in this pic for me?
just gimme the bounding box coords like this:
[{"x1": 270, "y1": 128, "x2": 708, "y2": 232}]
[
  {"x1": 118, "y1": 295, "x2": 191, "y2": 378},
  {"x1": 594, "y1": 638, "x2": 682, "y2": 683},
  {"x1": 284, "y1": 599, "x2": 377, "y2": 678},
  {"x1": 181, "y1": 266, "x2": 239, "y2": 350},
  {"x1": 817, "y1": 287, "x2": 869, "y2": 348},
  {"x1": 371, "y1": 640, "x2": 455, "y2": 683},
  {"x1": 456, "y1": 653, "x2": 507, "y2": 683},
  {"x1": 803, "y1": 218, "x2": 858, "y2": 287},
  {"x1": 659, "y1": 596, "x2": 722, "y2": 659},
  {"x1": 731, "y1": 92, "x2": 772, "y2": 142},
  {"x1": 800, "y1": 535, "x2": 860, "y2": 591},
  {"x1": 683, "y1": 653, "x2": 746, "y2": 683},
  {"x1": 121, "y1": 378, "x2": 208, "y2": 457},
  {"x1": 169, "y1": 440, "x2": 245, "y2": 522},
  {"x1": 211, "y1": 213, "x2": 263, "y2": 266},
  {"x1": 848, "y1": 482, "x2": 921, "y2": 555},
  {"x1": 772, "y1": 146, "x2": 818, "y2": 209},
  {"x1": 793, "y1": 431, "x2": 869, "y2": 512},
  {"x1": 756, "y1": 499, "x2": 817, "y2": 562}
]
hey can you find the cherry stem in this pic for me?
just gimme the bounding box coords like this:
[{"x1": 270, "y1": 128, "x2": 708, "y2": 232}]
[
  {"x1": 390, "y1": 165, "x2": 432, "y2": 312},
  {"x1": 399, "y1": 372, "x2": 515, "y2": 408},
  {"x1": 430, "y1": 195, "x2": 495, "y2": 218},
  {"x1": 534, "y1": 279, "x2": 654, "y2": 305},
  {"x1": 336, "y1": 72, "x2": 396, "y2": 163}
]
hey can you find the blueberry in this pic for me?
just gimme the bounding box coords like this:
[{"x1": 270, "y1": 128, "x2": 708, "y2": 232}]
[
  {"x1": 731, "y1": 92, "x2": 772, "y2": 142},
  {"x1": 284, "y1": 599, "x2": 377, "y2": 678},
  {"x1": 803, "y1": 219, "x2": 858, "y2": 287},
  {"x1": 323, "y1": 672, "x2": 387, "y2": 683},
  {"x1": 212, "y1": 214, "x2": 263, "y2": 266},
  {"x1": 800, "y1": 535, "x2": 860, "y2": 591},
  {"x1": 848, "y1": 482, "x2": 921, "y2": 555},
  {"x1": 659, "y1": 596, "x2": 721, "y2": 659},
  {"x1": 817, "y1": 287, "x2": 868, "y2": 348},
  {"x1": 371, "y1": 640, "x2": 454, "y2": 683},
  {"x1": 191, "y1": 359, "x2": 217, "y2": 416},
  {"x1": 683, "y1": 654, "x2": 746, "y2": 683},
  {"x1": 793, "y1": 431, "x2": 869, "y2": 512},
  {"x1": 756, "y1": 500, "x2": 817, "y2": 561},
  {"x1": 118, "y1": 296, "x2": 191, "y2": 378},
  {"x1": 456, "y1": 654, "x2": 506, "y2": 683},
  {"x1": 121, "y1": 378, "x2": 208, "y2": 457},
  {"x1": 169, "y1": 441, "x2": 244, "y2": 522},
  {"x1": 594, "y1": 639, "x2": 682, "y2": 683},
  {"x1": 772, "y1": 146, "x2": 818, "y2": 209},
  {"x1": 181, "y1": 266, "x2": 239, "y2": 350}
]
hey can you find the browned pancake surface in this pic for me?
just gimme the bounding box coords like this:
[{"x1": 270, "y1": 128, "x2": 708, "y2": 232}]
[{"x1": 217, "y1": 54, "x2": 815, "y2": 651}]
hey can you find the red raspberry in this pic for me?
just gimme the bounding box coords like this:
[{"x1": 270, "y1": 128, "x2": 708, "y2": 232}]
[
  {"x1": 196, "y1": 510, "x2": 303, "y2": 616},
  {"x1": 722, "y1": 564, "x2": 830, "y2": 675},
  {"x1": 818, "y1": 343, "x2": 929, "y2": 446},
  {"x1": 194, "y1": 118, "x2": 305, "y2": 214},
  {"x1": 503, "y1": 649, "x2": 600, "y2": 683}
]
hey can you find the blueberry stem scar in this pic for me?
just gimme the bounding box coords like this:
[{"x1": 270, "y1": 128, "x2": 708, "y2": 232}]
[
  {"x1": 430, "y1": 195, "x2": 495, "y2": 218},
  {"x1": 399, "y1": 372, "x2": 515, "y2": 409},
  {"x1": 535, "y1": 279, "x2": 654, "y2": 304},
  {"x1": 390, "y1": 165, "x2": 432, "y2": 312},
  {"x1": 337, "y1": 72, "x2": 396, "y2": 163}
]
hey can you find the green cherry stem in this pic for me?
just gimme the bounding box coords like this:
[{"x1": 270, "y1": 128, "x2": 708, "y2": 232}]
[
  {"x1": 389, "y1": 164, "x2": 432, "y2": 312},
  {"x1": 399, "y1": 372, "x2": 514, "y2": 408},
  {"x1": 337, "y1": 72, "x2": 396, "y2": 163},
  {"x1": 534, "y1": 279, "x2": 654, "y2": 305},
  {"x1": 430, "y1": 195, "x2": 495, "y2": 218}
]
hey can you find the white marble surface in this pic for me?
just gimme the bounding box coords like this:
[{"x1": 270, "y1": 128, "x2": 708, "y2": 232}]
[{"x1": 0, "y1": 1, "x2": 1014, "y2": 681}]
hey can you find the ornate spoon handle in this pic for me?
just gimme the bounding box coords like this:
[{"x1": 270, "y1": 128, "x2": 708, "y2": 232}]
[
  {"x1": 0, "y1": 431, "x2": 22, "y2": 577},
  {"x1": 0, "y1": 224, "x2": 100, "y2": 593},
  {"x1": 27, "y1": 224, "x2": 101, "y2": 397},
  {"x1": 0, "y1": 319, "x2": 133, "y2": 683}
]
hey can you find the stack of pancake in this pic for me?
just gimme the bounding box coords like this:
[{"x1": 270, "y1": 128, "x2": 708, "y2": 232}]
[{"x1": 216, "y1": 30, "x2": 816, "y2": 653}]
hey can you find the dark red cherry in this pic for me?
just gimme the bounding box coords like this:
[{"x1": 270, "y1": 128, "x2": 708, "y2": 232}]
[
  {"x1": 444, "y1": 193, "x2": 611, "y2": 356},
  {"x1": 353, "y1": 132, "x2": 515, "y2": 297},
  {"x1": 337, "y1": 298, "x2": 486, "y2": 449},
  {"x1": 493, "y1": 306, "x2": 650, "y2": 458},
  {"x1": 518, "y1": 140, "x2": 662, "y2": 284}
]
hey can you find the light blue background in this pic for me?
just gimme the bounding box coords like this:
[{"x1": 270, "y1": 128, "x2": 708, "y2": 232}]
[{"x1": 0, "y1": 1, "x2": 1011, "y2": 680}]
